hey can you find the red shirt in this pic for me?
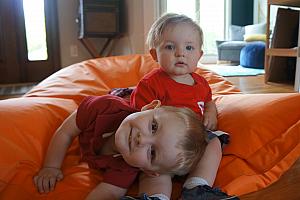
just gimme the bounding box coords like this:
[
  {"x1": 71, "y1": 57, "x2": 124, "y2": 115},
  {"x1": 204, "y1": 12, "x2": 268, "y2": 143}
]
[
  {"x1": 76, "y1": 95, "x2": 139, "y2": 189},
  {"x1": 130, "y1": 68, "x2": 212, "y2": 116}
]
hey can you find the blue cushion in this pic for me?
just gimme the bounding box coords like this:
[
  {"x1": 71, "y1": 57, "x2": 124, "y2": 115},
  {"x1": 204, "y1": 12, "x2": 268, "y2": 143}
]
[{"x1": 240, "y1": 42, "x2": 265, "y2": 69}]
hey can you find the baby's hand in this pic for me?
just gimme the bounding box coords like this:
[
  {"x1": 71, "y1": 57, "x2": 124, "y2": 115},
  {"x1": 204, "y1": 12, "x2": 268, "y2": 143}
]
[
  {"x1": 33, "y1": 167, "x2": 63, "y2": 193},
  {"x1": 203, "y1": 111, "x2": 217, "y2": 131}
]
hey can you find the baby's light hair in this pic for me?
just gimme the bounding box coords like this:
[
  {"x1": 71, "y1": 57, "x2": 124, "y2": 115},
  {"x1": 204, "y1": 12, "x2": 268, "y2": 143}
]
[
  {"x1": 158, "y1": 106, "x2": 208, "y2": 176},
  {"x1": 146, "y1": 13, "x2": 203, "y2": 50}
]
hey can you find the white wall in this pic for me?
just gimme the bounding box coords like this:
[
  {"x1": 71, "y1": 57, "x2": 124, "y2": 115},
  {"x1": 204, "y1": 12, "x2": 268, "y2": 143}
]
[
  {"x1": 57, "y1": 0, "x2": 91, "y2": 67},
  {"x1": 57, "y1": 0, "x2": 157, "y2": 68},
  {"x1": 114, "y1": 0, "x2": 145, "y2": 56}
]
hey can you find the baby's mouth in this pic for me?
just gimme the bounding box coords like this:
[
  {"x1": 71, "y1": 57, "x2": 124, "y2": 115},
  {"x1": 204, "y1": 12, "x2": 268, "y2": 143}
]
[{"x1": 175, "y1": 61, "x2": 186, "y2": 66}]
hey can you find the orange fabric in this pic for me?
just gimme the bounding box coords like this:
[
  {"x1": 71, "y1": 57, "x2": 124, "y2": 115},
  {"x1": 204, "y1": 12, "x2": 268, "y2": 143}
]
[
  {"x1": 215, "y1": 93, "x2": 300, "y2": 195},
  {"x1": 0, "y1": 54, "x2": 299, "y2": 199}
]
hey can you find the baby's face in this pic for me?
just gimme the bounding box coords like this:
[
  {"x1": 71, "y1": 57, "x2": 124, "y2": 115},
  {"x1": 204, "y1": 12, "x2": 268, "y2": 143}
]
[
  {"x1": 114, "y1": 107, "x2": 185, "y2": 174},
  {"x1": 155, "y1": 22, "x2": 203, "y2": 78}
]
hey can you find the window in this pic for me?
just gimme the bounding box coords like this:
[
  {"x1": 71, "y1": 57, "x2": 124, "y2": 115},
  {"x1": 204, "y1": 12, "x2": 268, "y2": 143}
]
[
  {"x1": 163, "y1": 0, "x2": 229, "y2": 62},
  {"x1": 23, "y1": 0, "x2": 48, "y2": 61}
]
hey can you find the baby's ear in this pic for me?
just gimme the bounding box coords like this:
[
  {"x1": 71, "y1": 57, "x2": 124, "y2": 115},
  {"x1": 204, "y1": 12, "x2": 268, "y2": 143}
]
[
  {"x1": 141, "y1": 100, "x2": 161, "y2": 111},
  {"x1": 142, "y1": 169, "x2": 160, "y2": 177},
  {"x1": 198, "y1": 50, "x2": 204, "y2": 60},
  {"x1": 149, "y1": 49, "x2": 158, "y2": 61}
]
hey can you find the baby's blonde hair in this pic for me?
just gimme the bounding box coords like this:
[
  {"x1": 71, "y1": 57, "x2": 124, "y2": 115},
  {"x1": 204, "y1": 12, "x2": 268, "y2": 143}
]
[
  {"x1": 158, "y1": 106, "x2": 208, "y2": 176},
  {"x1": 146, "y1": 13, "x2": 204, "y2": 50}
]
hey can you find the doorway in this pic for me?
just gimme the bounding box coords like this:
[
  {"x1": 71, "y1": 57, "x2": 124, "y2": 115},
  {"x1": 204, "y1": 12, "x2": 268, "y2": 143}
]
[{"x1": 0, "y1": 0, "x2": 60, "y2": 84}]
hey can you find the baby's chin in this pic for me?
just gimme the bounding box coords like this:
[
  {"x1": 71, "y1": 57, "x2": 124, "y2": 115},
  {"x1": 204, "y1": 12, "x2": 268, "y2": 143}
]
[
  {"x1": 115, "y1": 133, "x2": 130, "y2": 156},
  {"x1": 114, "y1": 132, "x2": 124, "y2": 152}
]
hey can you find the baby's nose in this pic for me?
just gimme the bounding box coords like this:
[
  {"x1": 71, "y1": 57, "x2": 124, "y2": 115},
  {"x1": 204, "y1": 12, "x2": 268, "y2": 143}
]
[
  {"x1": 175, "y1": 47, "x2": 185, "y2": 57},
  {"x1": 136, "y1": 133, "x2": 152, "y2": 147}
]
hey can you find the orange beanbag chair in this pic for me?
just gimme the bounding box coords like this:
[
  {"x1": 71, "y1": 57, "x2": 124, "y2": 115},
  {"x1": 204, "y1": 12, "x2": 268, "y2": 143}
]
[{"x1": 0, "y1": 54, "x2": 299, "y2": 199}]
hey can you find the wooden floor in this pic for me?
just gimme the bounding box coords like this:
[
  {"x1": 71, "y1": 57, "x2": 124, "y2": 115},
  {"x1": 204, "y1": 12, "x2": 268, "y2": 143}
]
[
  {"x1": 225, "y1": 75, "x2": 295, "y2": 94},
  {"x1": 0, "y1": 82, "x2": 36, "y2": 100}
]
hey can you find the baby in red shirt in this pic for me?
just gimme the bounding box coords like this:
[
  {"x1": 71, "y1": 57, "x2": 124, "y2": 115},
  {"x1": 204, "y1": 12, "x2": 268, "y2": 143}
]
[{"x1": 128, "y1": 13, "x2": 237, "y2": 200}]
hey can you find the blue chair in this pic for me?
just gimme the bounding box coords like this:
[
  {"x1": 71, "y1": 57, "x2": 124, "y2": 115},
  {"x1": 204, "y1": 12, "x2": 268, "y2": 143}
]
[{"x1": 240, "y1": 41, "x2": 265, "y2": 69}]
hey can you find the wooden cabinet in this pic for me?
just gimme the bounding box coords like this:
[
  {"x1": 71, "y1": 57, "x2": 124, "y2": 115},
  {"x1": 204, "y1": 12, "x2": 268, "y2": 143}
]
[
  {"x1": 77, "y1": 0, "x2": 124, "y2": 58},
  {"x1": 265, "y1": 0, "x2": 300, "y2": 92}
]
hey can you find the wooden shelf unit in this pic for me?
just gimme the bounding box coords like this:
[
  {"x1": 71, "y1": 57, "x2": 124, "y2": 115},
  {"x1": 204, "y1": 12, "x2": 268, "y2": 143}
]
[
  {"x1": 269, "y1": 0, "x2": 300, "y2": 7},
  {"x1": 79, "y1": 36, "x2": 122, "y2": 58},
  {"x1": 265, "y1": 0, "x2": 300, "y2": 92}
]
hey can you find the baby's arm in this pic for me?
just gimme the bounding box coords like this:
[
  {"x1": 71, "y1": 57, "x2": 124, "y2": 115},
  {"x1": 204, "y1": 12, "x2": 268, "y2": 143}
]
[
  {"x1": 184, "y1": 100, "x2": 220, "y2": 187},
  {"x1": 138, "y1": 173, "x2": 172, "y2": 200},
  {"x1": 203, "y1": 100, "x2": 218, "y2": 130},
  {"x1": 185, "y1": 137, "x2": 222, "y2": 187},
  {"x1": 85, "y1": 182, "x2": 127, "y2": 200},
  {"x1": 33, "y1": 110, "x2": 80, "y2": 193}
]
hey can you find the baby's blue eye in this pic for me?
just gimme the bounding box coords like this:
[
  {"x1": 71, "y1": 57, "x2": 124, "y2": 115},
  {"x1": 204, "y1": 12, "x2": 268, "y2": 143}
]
[
  {"x1": 165, "y1": 44, "x2": 174, "y2": 50},
  {"x1": 186, "y1": 45, "x2": 194, "y2": 51}
]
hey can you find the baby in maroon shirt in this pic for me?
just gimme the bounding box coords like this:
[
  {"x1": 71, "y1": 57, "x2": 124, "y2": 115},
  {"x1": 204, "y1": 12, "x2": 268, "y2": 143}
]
[{"x1": 33, "y1": 95, "x2": 207, "y2": 200}]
